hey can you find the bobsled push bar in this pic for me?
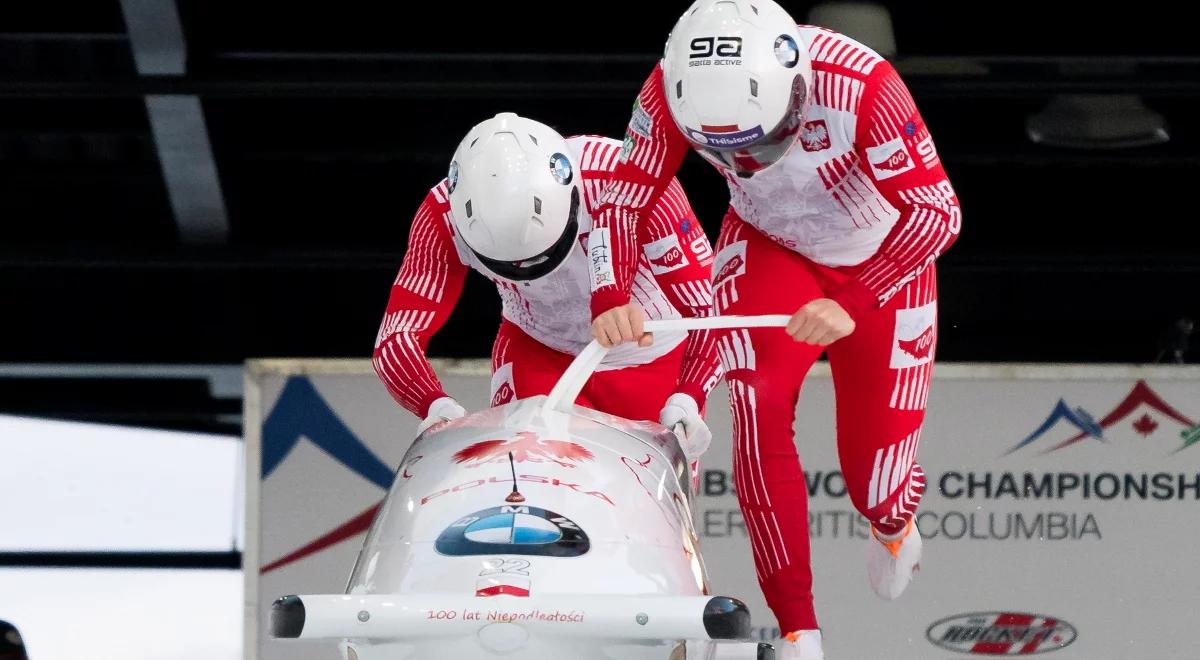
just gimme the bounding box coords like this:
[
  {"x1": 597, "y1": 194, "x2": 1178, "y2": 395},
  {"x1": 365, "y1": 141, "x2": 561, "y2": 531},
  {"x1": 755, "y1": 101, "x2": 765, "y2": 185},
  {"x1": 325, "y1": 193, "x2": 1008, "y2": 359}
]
[
  {"x1": 544, "y1": 314, "x2": 791, "y2": 414},
  {"x1": 271, "y1": 593, "x2": 750, "y2": 641}
]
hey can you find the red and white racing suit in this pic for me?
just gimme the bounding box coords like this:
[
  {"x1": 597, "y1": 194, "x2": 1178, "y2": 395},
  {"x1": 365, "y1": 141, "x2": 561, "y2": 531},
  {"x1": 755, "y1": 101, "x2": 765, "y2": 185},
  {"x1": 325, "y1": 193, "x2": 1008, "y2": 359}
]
[
  {"x1": 373, "y1": 135, "x2": 721, "y2": 424},
  {"x1": 592, "y1": 28, "x2": 962, "y2": 632}
]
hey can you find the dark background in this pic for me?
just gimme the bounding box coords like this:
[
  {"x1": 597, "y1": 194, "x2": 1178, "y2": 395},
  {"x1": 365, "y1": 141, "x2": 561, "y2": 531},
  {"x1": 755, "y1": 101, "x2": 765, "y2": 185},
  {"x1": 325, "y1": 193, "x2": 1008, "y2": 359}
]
[{"x1": 3, "y1": 0, "x2": 1198, "y2": 372}]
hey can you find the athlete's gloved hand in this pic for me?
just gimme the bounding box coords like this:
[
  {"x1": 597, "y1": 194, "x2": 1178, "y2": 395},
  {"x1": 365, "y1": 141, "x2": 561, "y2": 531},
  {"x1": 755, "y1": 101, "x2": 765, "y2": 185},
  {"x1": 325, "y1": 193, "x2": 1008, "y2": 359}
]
[
  {"x1": 659, "y1": 393, "x2": 712, "y2": 460},
  {"x1": 418, "y1": 396, "x2": 467, "y2": 433}
]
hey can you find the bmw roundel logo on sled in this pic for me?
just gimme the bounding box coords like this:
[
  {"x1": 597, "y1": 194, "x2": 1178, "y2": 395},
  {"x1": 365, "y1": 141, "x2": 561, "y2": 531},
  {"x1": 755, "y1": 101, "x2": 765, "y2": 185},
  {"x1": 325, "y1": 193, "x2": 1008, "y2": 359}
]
[{"x1": 436, "y1": 505, "x2": 589, "y2": 557}]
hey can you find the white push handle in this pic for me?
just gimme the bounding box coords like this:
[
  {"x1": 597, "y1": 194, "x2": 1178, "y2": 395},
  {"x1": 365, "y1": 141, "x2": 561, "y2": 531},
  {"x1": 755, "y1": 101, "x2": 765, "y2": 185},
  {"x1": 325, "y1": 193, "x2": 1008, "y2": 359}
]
[{"x1": 543, "y1": 314, "x2": 790, "y2": 413}]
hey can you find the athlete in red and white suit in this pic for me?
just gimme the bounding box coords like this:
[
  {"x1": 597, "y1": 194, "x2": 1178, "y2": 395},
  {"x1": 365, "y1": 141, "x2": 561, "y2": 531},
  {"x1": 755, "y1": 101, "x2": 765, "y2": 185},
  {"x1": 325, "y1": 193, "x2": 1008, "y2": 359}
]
[
  {"x1": 591, "y1": 26, "x2": 961, "y2": 635},
  {"x1": 373, "y1": 134, "x2": 721, "y2": 429}
]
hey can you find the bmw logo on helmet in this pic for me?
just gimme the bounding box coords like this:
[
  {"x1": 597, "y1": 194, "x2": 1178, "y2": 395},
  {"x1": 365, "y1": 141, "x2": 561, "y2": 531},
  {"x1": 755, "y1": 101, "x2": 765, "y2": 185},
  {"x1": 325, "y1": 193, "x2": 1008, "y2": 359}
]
[
  {"x1": 774, "y1": 34, "x2": 800, "y2": 68},
  {"x1": 447, "y1": 160, "x2": 459, "y2": 194},
  {"x1": 549, "y1": 152, "x2": 573, "y2": 185}
]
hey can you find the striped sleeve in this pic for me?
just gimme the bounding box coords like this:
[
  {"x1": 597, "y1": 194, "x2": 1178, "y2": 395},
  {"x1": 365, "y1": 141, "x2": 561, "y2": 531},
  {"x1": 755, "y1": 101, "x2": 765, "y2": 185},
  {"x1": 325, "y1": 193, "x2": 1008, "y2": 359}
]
[
  {"x1": 372, "y1": 185, "x2": 469, "y2": 418},
  {"x1": 590, "y1": 62, "x2": 693, "y2": 318},
  {"x1": 832, "y1": 60, "x2": 962, "y2": 319},
  {"x1": 638, "y1": 178, "x2": 722, "y2": 404}
]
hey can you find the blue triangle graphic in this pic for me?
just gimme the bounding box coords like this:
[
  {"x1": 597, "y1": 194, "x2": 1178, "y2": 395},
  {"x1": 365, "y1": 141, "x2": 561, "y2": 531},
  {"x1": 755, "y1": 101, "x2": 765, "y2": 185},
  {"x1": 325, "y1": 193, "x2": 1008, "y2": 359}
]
[
  {"x1": 1006, "y1": 398, "x2": 1104, "y2": 455},
  {"x1": 261, "y1": 376, "x2": 395, "y2": 490}
]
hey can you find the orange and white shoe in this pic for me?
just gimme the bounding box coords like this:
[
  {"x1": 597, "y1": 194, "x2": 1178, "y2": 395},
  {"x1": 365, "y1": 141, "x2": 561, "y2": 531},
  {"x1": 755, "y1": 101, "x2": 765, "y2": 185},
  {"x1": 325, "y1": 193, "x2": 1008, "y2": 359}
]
[
  {"x1": 867, "y1": 518, "x2": 922, "y2": 600},
  {"x1": 776, "y1": 629, "x2": 824, "y2": 660}
]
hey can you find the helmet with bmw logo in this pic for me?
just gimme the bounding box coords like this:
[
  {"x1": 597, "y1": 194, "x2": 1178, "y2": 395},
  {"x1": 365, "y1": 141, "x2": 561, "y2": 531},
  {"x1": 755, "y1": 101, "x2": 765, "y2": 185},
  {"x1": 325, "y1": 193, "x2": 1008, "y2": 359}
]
[
  {"x1": 446, "y1": 113, "x2": 582, "y2": 281},
  {"x1": 662, "y1": 0, "x2": 813, "y2": 178}
]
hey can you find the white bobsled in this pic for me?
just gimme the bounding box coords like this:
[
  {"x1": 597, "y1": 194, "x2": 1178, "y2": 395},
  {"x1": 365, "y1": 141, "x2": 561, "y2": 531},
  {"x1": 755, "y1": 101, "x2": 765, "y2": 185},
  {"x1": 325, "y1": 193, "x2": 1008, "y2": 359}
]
[{"x1": 269, "y1": 316, "x2": 789, "y2": 660}]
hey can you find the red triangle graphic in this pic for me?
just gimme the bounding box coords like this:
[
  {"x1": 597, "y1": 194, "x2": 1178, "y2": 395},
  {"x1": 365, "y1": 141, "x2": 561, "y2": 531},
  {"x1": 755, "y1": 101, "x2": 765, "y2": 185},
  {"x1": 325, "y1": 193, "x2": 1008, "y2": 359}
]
[
  {"x1": 262, "y1": 501, "x2": 382, "y2": 574},
  {"x1": 1094, "y1": 380, "x2": 1193, "y2": 429}
]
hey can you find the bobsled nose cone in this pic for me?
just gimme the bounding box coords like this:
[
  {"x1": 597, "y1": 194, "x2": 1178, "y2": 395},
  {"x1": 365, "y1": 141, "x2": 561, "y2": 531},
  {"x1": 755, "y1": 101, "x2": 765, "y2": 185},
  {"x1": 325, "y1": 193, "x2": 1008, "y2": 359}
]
[
  {"x1": 703, "y1": 596, "x2": 751, "y2": 639},
  {"x1": 271, "y1": 595, "x2": 306, "y2": 639},
  {"x1": 0, "y1": 620, "x2": 28, "y2": 660}
]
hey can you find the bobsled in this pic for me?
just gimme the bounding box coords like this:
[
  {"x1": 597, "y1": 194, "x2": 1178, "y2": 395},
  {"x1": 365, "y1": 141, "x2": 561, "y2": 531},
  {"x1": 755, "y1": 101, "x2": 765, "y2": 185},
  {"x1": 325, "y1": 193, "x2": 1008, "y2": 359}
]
[{"x1": 270, "y1": 316, "x2": 789, "y2": 660}]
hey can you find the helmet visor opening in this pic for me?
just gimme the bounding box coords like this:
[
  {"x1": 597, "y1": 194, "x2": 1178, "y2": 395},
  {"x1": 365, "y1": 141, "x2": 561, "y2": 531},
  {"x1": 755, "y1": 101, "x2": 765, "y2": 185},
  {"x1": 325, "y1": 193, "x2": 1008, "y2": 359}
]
[{"x1": 693, "y1": 74, "x2": 809, "y2": 178}]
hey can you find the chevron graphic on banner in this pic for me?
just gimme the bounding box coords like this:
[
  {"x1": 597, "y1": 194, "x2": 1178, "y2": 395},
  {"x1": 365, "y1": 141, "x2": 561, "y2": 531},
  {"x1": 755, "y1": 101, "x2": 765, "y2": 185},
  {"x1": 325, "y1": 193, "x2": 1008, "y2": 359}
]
[
  {"x1": 262, "y1": 376, "x2": 395, "y2": 489},
  {"x1": 260, "y1": 376, "x2": 395, "y2": 573},
  {"x1": 1005, "y1": 380, "x2": 1199, "y2": 455}
]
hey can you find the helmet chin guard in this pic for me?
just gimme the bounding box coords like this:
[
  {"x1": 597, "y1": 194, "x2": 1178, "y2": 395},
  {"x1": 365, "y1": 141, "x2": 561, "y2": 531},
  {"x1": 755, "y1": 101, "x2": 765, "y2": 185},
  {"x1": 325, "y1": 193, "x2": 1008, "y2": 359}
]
[{"x1": 469, "y1": 187, "x2": 580, "y2": 282}]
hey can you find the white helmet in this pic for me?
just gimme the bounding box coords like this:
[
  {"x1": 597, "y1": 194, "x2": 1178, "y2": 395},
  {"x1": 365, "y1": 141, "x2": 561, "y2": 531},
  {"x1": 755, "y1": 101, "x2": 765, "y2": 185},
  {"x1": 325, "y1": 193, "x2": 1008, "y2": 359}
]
[
  {"x1": 662, "y1": 0, "x2": 813, "y2": 178},
  {"x1": 446, "y1": 113, "x2": 582, "y2": 281}
]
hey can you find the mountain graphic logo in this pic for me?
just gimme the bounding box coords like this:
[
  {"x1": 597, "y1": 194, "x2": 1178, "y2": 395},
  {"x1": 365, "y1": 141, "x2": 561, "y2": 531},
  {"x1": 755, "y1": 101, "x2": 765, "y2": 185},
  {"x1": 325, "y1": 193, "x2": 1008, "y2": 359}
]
[
  {"x1": 1007, "y1": 380, "x2": 1198, "y2": 455},
  {"x1": 259, "y1": 377, "x2": 393, "y2": 574}
]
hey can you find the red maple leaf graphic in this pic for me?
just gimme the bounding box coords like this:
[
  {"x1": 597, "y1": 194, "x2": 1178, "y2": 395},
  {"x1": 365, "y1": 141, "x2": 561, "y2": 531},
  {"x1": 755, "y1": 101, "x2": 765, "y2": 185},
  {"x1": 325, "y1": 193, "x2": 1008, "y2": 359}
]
[
  {"x1": 452, "y1": 432, "x2": 593, "y2": 468},
  {"x1": 1133, "y1": 414, "x2": 1159, "y2": 436}
]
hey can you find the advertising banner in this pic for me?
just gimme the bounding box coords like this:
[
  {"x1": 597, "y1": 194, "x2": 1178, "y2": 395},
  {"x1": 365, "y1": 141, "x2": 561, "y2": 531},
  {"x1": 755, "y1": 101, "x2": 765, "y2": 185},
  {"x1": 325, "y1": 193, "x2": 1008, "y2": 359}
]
[{"x1": 246, "y1": 361, "x2": 1200, "y2": 659}]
